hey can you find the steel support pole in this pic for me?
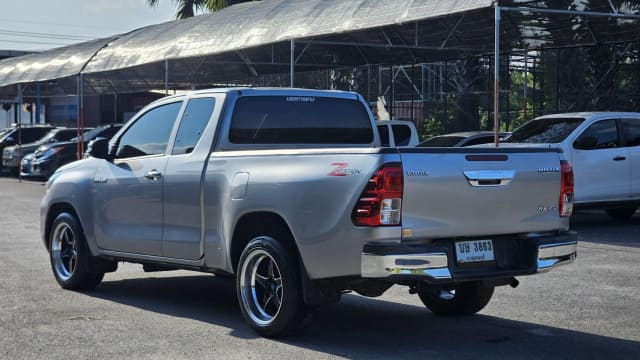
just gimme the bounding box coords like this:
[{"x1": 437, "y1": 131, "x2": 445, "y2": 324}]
[
  {"x1": 493, "y1": 5, "x2": 501, "y2": 147},
  {"x1": 367, "y1": 64, "x2": 371, "y2": 104},
  {"x1": 290, "y1": 39, "x2": 295, "y2": 88},
  {"x1": 523, "y1": 51, "x2": 528, "y2": 122},
  {"x1": 77, "y1": 74, "x2": 85, "y2": 160},
  {"x1": 389, "y1": 65, "x2": 394, "y2": 120},
  {"x1": 165, "y1": 59, "x2": 169, "y2": 96},
  {"x1": 35, "y1": 82, "x2": 41, "y2": 124},
  {"x1": 17, "y1": 84, "x2": 23, "y2": 183}
]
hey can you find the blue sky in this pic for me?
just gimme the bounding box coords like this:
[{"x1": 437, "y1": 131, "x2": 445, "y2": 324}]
[{"x1": 1, "y1": 0, "x2": 183, "y2": 52}]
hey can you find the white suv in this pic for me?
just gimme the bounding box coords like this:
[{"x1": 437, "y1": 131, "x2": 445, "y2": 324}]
[{"x1": 505, "y1": 112, "x2": 640, "y2": 220}]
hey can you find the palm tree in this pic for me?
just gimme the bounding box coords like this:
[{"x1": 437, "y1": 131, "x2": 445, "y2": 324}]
[{"x1": 146, "y1": 0, "x2": 256, "y2": 19}]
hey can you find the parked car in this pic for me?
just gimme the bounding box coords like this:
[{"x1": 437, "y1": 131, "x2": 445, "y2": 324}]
[
  {"x1": 418, "y1": 131, "x2": 511, "y2": 147},
  {"x1": 375, "y1": 120, "x2": 419, "y2": 147},
  {"x1": 3, "y1": 128, "x2": 82, "y2": 175},
  {"x1": 42, "y1": 88, "x2": 575, "y2": 337},
  {"x1": 503, "y1": 112, "x2": 640, "y2": 219},
  {"x1": 29, "y1": 124, "x2": 122, "y2": 178},
  {"x1": 0, "y1": 125, "x2": 56, "y2": 172}
]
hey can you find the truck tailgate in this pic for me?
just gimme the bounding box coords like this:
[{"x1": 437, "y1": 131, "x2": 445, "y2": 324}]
[{"x1": 400, "y1": 148, "x2": 565, "y2": 239}]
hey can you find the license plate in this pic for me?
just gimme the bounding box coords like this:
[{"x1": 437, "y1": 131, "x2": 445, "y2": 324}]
[{"x1": 455, "y1": 240, "x2": 494, "y2": 263}]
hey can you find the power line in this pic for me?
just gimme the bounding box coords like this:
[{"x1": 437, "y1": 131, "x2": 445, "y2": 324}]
[
  {"x1": 0, "y1": 29, "x2": 94, "y2": 41},
  {"x1": 0, "y1": 18, "x2": 115, "y2": 31},
  {"x1": 0, "y1": 39, "x2": 70, "y2": 46}
]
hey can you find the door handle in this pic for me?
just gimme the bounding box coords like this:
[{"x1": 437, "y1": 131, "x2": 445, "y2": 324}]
[
  {"x1": 464, "y1": 170, "x2": 515, "y2": 187},
  {"x1": 613, "y1": 156, "x2": 626, "y2": 161},
  {"x1": 144, "y1": 169, "x2": 162, "y2": 180}
]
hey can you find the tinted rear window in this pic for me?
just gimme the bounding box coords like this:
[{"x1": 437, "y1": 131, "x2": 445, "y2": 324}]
[
  {"x1": 506, "y1": 118, "x2": 584, "y2": 143},
  {"x1": 229, "y1": 96, "x2": 373, "y2": 144}
]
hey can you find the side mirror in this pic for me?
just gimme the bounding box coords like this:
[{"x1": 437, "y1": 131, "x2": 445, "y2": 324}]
[
  {"x1": 574, "y1": 135, "x2": 598, "y2": 150},
  {"x1": 87, "y1": 137, "x2": 112, "y2": 161},
  {"x1": 4, "y1": 136, "x2": 15, "y2": 145}
]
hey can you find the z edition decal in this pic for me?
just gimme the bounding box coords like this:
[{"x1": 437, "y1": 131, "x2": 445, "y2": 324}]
[{"x1": 328, "y1": 162, "x2": 361, "y2": 176}]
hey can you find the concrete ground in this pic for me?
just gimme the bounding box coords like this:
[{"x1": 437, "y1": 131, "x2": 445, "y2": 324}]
[{"x1": 0, "y1": 175, "x2": 638, "y2": 359}]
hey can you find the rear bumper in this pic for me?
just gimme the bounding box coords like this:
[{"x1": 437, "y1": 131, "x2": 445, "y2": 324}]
[{"x1": 361, "y1": 231, "x2": 577, "y2": 283}]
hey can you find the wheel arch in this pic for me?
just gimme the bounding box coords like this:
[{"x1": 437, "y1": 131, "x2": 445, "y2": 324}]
[
  {"x1": 44, "y1": 202, "x2": 82, "y2": 250},
  {"x1": 229, "y1": 211, "x2": 299, "y2": 273}
]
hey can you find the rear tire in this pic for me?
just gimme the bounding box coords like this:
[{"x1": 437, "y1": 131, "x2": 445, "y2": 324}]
[
  {"x1": 236, "y1": 236, "x2": 310, "y2": 337},
  {"x1": 418, "y1": 281, "x2": 494, "y2": 316},
  {"x1": 605, "y1": 207, "x2": 637, "y2": 220},
  {"x1": 49, "y1": 212, "x2": 104, "y2": 291}
]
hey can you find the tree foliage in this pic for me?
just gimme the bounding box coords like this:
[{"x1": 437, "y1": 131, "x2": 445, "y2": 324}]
[{"x1": 146, "y1": 0, "x2": 257, "y2": 19}]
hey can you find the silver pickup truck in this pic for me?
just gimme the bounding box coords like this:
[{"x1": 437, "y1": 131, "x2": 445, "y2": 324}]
[{"x1": 41, "y1": 88, "x2": 577, "y2": 337}]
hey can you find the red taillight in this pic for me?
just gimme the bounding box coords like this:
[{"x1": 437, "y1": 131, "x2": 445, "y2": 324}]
[
  {"x1": 560, "y1": 160, "x2": 574, "y2": 218},
  {"x1": 352, "y1": 162, "x2": 403, "y2": 226}
]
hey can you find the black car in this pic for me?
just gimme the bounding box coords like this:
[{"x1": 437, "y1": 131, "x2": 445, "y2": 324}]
[
  {"x1": 3, "y1": 127, "x2": 83, "y2": 175},
  {"x1": 29, "y1": 124, "x2": 122, "y2": 178},
  {"x1": 0, "y1": 125, "x2": 56, "y2": 172}
]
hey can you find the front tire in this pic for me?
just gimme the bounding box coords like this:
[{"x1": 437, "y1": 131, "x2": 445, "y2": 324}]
[
  {"x1": 418, "y1": 281, "x2": 494, "y2": 316},
  {"x1": 49, "y1": 212, "x2": 104, "y2": 290},
  {"x1": 605, "y1": 207, "x2": 637, "y2": 220},
  {"x1": 236, "y1": 236, "x2": 309, "y2": 337}
]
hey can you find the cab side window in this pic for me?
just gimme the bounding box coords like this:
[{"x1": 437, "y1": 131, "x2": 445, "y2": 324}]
[
  {"x1": 573, "y1": 119, "x2": 619, "y2": 150},
  {"x1": 172, "y1": 98, "x2": 215, "y2": 155},
  {"x1": 116, "y1": 102, "x2": 182, "y2": 159}
]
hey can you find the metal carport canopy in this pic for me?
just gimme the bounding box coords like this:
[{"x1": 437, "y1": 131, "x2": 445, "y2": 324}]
[
  {"x1": 0, "y1": 37, "x2": 116, "y2": 91},
  {"x1": 82, "y1": 0, "x2": 494, "y2": 74},
  {"x1": 1, "y1": 0, "x2": 639, "y2": 96}
]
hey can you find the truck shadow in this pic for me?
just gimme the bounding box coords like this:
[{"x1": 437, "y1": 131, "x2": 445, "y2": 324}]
[
  {"x1": 571, "y1": 210, "x2": 640, "y2": 248},
  {"x1": 90, "y1": 274, "x2": 639, "y2": 358}
]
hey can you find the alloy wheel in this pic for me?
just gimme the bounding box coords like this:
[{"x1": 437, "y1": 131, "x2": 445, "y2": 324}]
[{"x1": 239, "y1": 250, "x2": 284, "y2": 326}]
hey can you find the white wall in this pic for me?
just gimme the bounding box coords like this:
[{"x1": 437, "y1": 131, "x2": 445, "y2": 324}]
[{"x1": 0, "y1": 105, "x2": 45, "y2": 129}]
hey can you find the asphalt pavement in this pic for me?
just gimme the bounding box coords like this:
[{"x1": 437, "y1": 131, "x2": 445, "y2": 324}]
[{"x1": 0, "y1": 175, "x2": 638, "y2": 359}]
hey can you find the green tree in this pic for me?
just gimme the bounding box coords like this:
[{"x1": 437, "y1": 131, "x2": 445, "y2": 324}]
[{"x1": 146, "y1": 0, "x2": 256, "y2": 19}]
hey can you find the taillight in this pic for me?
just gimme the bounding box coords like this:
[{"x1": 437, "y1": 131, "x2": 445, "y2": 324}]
[
  {"x1": 352, "y1": 162, "x2": 403, "y2": 226},
  {"x1": 560, "y1": 160, "x2": 574, "y2": 218}
]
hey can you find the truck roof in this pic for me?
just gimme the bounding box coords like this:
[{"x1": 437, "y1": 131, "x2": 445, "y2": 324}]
[{"x1": 161, "y1": 87, "x2": 360, "y2": 100}]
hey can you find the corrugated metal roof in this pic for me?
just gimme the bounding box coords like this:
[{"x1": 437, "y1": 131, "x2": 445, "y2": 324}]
[
  {"x1": 83, "y1": 0, "x2": 493, "y2": 74},
  {"x1": 0, "y1": 37, "x2": 115, "y2": 87},
  {"x1": 0, "y1": 0, "x2": 638, "y2": 95},
  {"x1": 0, "y1": 0, "x2": 494, "y2": 90}
]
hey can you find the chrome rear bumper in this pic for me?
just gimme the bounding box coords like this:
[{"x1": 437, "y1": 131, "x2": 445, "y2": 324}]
[
  {"x1": 361, "y1": 252, "x2": 452, "y2": 280},
  {"x1": 536, "y1": 241, "x2": 577, "y2": 272},
  {"x1": 361, "y1": 232, "x2": 577, "y2": 282}
]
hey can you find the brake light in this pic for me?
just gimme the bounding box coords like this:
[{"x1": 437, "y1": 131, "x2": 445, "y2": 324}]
[
  {"x1": 352, "y1": 162, "x2": 403, "y2": 226},
  {"x1": 559, "y1": 160, "x2": 574, "y2": 218}
]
